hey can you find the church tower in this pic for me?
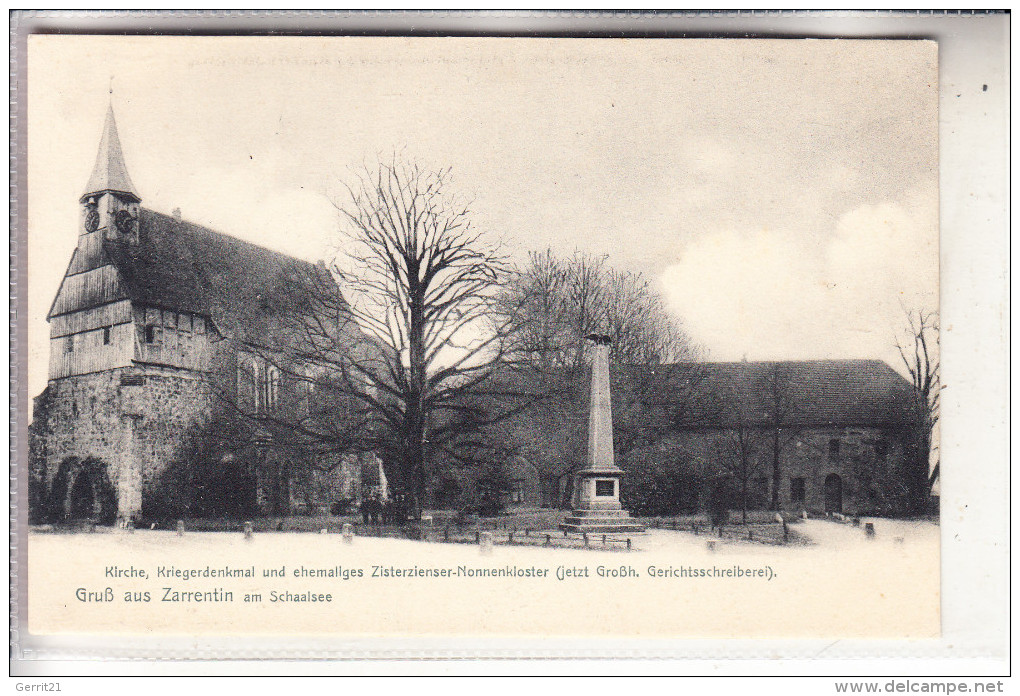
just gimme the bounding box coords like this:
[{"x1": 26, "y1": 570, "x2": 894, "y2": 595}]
[{"x1": 79, "y1": 103, "x2": 140, "y2": 244}]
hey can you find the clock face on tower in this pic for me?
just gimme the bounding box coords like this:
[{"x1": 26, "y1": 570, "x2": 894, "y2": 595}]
[
  {"x1": 84, "y1": 209, "x2": 99, "y2": 233},
  {"x1": 115, "y1": 209, "x2": 134, "y2": 236}
]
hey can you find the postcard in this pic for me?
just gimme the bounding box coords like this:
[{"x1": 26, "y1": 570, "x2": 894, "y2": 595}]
[{"x1": 8, "y1": 23, "x2": 1005, "y2": 668}]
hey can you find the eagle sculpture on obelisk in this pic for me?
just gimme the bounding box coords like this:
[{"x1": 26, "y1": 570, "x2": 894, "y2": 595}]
[{"x1": 560, "y1": 334, "x2": 645, "y2": 534}]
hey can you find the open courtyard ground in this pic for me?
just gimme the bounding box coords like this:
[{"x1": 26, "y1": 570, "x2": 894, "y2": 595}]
[{"x1": 26, "y1": 516, "x2": 939, "y2": 640}]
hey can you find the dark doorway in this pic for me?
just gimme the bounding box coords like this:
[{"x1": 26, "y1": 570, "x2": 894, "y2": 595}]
[
  {"x1": 52, "y1": 457, "x2": 117, "y2": 524},
  {"x1": 824, "y1": 474, "x2": 843, "y2": 513}
]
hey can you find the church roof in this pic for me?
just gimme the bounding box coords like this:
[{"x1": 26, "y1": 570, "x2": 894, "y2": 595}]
[
  {"x1": 81, "y1": 104, "x2": 140, "y2": 203},
  {"x1": 50, "y1": 207, "x2": 344, "y2": 348}
]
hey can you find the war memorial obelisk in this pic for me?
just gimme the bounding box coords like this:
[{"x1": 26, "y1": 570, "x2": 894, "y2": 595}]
[{"x1": 560, "y1": 335, "x2": 645, "y2": 534}]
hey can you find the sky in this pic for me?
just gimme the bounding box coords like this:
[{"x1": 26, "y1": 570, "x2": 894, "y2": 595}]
[{"x1": 26, "y1": 36, "x2": 938, "y2": 397}]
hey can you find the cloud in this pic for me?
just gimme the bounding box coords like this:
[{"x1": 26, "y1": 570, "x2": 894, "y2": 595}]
[{"x1": 660, "y1": 195, "x2": 937, "y2": 362}]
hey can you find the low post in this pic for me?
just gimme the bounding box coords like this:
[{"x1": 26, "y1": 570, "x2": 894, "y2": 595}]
[
  {"x1": 479, "y1": 531, "x2": 493, "y2": 556},
  {"x1": 243, "y1": 521, "x2": 253, "y2": 540},
  {"x1": 782, "y1": 521, "x2": 789, "y2": 543},
  {"x1": 582, "y1": 532, "x2": 589, "y2": 548},
  {"x1": 342, "y1": 523, "x2": 354, "y2": 545},
  {"x1": 545, "y1": 534, "x2": 551, "y2": 547},
  {"x1": 626, "y1": 538, "x2": 632, "y2": 551},
  {"x1": 706, "y1": 540, "x2": 716, "y2": 552},
  {"x1": 864, "y1": 522, "x2": 876, "y2": 539},
  {"x1": 176, "y1": 520, "x2": 185, "y2": 537}
]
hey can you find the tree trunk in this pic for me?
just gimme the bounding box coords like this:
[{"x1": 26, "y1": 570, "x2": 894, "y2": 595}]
[{"x1": 771, "y1": 427, "x2": 781, "y2": 510}]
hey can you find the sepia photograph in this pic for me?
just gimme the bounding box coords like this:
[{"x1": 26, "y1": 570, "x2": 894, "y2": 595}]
[{"x1": 8, "y1": 15, "x2": 1005, "y2": 675}]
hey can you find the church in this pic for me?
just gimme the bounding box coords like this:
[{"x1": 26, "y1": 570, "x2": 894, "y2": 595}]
[{"x1": 28, "y1": 105, "x2": 375, "y2": 525}]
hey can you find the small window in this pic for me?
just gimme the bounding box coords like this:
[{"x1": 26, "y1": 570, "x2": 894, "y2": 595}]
[
  {"x1": 102, "y1": 327, "x2": 111, "y2": 345},
  {"x1": 828, "y1": 438, "x2": 840, "y2": 460},
  {"x1": 65, "y1": 335, "x2": 74, "y2": 353},
  {"x1": 875, "y1": 440, "x2": 888, "y2": 465},
  {"x1": 791, "y1": 477, "x2": 806, "y2": 503},
  {"x1": 144, "y1": 325, "x2": 160, "y2": 344}
]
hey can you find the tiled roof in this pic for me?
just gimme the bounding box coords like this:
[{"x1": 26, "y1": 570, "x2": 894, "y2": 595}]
[
  {"x1": 647, "y1": 359, "x2": 916, "y2": 429},
  {"x1": 484, "y1": 359, "x2": 916, "y2": 431},
  {"x1": 53, "y1": 207, "x2": 341, "y2": 347}
]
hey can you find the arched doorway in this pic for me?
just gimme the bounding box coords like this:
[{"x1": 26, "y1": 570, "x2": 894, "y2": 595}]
[
  {"x1": 50, "y1": 457, "x2": 117, "y2": 524},
  {"x1": 824, "y1": 473, "x2": 843, "y2": 513}
]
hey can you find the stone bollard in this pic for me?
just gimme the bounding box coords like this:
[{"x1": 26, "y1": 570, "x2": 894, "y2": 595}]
[
  {"x1": 626, "y1": 538, "x2": 632, "y2": 551},
  {"x1": 479, "y1": 531, "x2": 493, "y2": 556},
  {"x1": 176, "y1": 520, "x2": 185, "y2": 537},
  {"x1": 582, "y1": 532, "x2": 589, "y2": 548},
  {"x1": 706, "y1": 540, "x2": 716, "y2": 552},
  {"x1": 342, "y1": 523, "x2": 354, "y2": 544},
  {"x1": 244, "y1": 521, "x2": 254, "y2": 540},
  {"x1": 782, "y1": 521, "x2": 789, "y2": 543},
  {"x1": 545, "y1": 534, "x2": 551, "y2": 547},
  {"x1": 864, "y1": 522, "x2": 876, "y2": 539}
]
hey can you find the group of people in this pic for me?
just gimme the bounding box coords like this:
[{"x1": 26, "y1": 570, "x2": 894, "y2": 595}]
[{"x1": 358, "y1": 491, "x2": 409, "y2": 525}]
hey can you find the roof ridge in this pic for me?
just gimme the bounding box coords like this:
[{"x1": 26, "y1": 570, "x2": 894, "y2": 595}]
[{"x1": 141, "y1": 207, "x2": 321, "y2": 269}]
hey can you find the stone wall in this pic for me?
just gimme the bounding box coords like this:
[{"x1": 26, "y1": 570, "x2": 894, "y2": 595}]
[
  {"x1": 621, "y1": 424, "x2": 909, "y2": 516},
  {"x1": 30, "y1": 365, "x2": 213, "y2": 522}
]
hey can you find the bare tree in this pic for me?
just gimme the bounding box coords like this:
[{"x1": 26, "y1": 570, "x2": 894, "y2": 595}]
[
  {"x1": 713, "y1": 396, "x2": 765, "y2": 525},
  {"x1": 758, "y1": 364, "x2": 800, "y2": 511},
  {"x1": 329, "y1": 159, "x2": 523, "y2": 517},
  {"x1": 500, "y1": 249, "x2": 697, "y2": 373},
  {"x1": 896, "y1": 308, "x2": 940, "y2": 515}
]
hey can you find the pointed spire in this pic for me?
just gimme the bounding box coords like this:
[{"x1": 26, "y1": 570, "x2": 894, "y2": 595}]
[{"x1": 81, "y1": 103, "x2": 140, "y2": 203}]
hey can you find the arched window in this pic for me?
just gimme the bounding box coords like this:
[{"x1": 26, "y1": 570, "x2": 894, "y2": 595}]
[
  {"x1": 237, "y1": 358, "x2": 259, "y2": 414},
  {"x1": 263, "y1": 365, "x2": 281, "y2": 412}
]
